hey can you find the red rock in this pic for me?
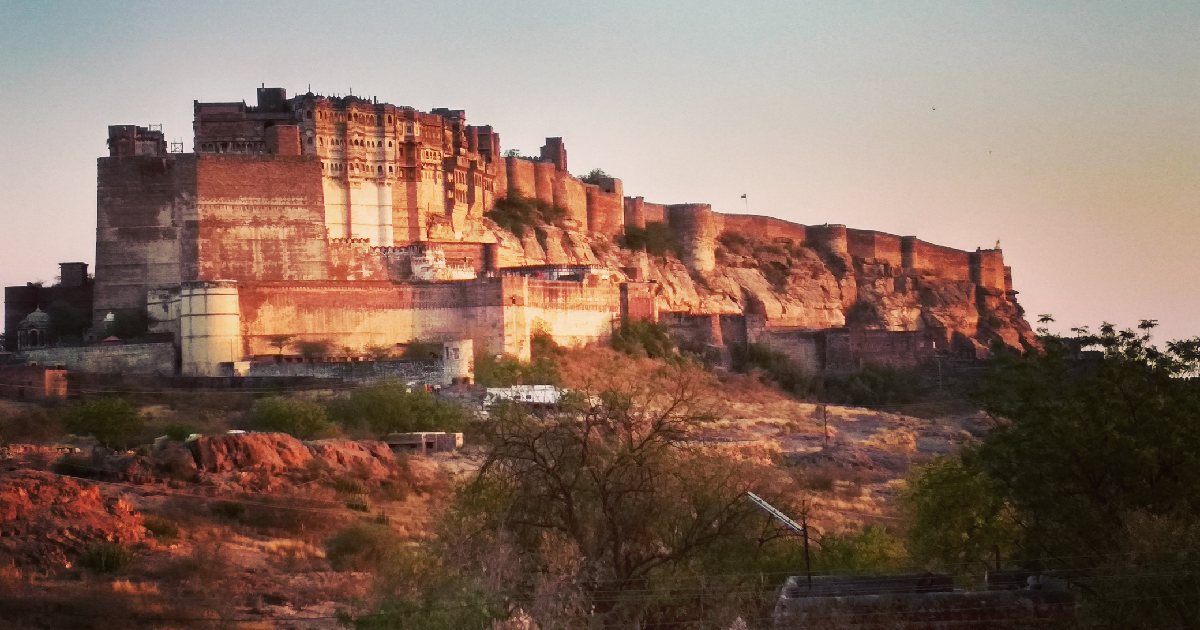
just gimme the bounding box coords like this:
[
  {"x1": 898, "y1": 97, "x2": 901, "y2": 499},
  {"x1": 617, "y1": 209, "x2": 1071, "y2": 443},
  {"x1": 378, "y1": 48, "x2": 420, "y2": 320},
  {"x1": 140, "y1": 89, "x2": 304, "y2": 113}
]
[{"x1": 0, "y1": 470, "x2": 144, "y2": 569}]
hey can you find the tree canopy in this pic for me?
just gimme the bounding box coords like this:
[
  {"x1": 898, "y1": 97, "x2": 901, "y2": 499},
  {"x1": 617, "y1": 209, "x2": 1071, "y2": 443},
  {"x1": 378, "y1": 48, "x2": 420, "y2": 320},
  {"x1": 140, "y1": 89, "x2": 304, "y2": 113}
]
[
  {"x1": 363, "y1": 362, "x2": 807, "y2": 627},
  {"x1": 906, "y1": 322, "x2": 1200, "y2": 626}
]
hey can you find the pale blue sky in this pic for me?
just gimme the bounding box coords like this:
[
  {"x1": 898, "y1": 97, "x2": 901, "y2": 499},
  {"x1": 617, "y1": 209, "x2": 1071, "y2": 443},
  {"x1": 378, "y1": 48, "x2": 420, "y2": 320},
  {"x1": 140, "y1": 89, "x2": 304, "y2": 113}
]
[{"x1": 2, "y1": 1, "x2": 1197, "y2": 341}]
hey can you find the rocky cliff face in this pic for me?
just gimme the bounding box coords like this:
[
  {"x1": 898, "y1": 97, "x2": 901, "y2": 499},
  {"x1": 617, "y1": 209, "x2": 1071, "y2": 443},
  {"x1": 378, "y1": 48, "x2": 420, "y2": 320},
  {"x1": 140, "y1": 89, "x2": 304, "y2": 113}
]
[{"x1": 486, "y1": 219, "x2": 1037, "y2": 354}]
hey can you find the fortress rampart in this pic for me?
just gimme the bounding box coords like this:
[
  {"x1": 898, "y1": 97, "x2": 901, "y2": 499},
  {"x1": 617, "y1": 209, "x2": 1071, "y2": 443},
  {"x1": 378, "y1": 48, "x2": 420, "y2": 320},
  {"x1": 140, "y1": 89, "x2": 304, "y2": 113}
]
[
  {"x1": 720, "y1": 214, "x2": 808, "y2": 243},
  {"x1": 226, "y1": 274, "x2": 631, "y2": 372},
  {"x1": 645, "y1": 203, "x2": 1009, "y2": 293},
  {"x1": 666, "y1": 203, "x2": 723, "y2": 273},
  {"x1": 74, "y1": 84, "x2": 1029, "y2": 377}
]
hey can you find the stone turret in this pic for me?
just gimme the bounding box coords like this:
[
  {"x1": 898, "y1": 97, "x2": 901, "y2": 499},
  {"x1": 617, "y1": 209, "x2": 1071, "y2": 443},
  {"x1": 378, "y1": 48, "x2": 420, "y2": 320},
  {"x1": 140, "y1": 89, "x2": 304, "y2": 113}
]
[
  {"x1": 540, "y1": 137, "x2": 568, "y2": 172},
  {"x1": 667, "y1": 203, "x2": 722, "y2": 274}
]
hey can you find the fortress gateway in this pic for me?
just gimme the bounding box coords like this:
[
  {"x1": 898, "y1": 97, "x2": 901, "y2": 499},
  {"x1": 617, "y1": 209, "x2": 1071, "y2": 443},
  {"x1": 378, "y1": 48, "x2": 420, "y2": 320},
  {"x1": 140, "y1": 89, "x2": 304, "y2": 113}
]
[{"x1": 8, "y1": 85, "x2": 1034, "y2": 378}]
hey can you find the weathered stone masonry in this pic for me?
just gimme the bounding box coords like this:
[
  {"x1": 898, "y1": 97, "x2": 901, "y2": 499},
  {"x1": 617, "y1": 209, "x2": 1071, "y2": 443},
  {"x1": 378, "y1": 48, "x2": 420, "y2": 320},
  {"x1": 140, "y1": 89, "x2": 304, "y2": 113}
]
[{"x1": 79, "y1": 85, "x2": 1032, "y2": 377}]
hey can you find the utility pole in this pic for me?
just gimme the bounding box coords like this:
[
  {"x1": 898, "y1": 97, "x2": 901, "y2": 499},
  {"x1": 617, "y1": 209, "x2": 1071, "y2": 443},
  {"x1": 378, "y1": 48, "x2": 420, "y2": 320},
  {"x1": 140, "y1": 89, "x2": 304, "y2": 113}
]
[
  {"x1": 802, "y1": 515, "x2": 813, "y2": 590},
  {"x1": 820, "y1": 403, "x2": 829, "y2": 446},
  {"x1": 745, "y1": 491, "x2": 812, "y2": 589}
]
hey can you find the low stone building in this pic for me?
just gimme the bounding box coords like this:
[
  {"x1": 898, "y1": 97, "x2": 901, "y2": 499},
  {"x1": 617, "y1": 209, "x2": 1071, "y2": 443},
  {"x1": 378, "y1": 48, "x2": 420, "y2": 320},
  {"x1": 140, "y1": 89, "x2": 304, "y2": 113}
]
[{"x1": 0, "y1": 365, "x2": 68, "y2": 401}]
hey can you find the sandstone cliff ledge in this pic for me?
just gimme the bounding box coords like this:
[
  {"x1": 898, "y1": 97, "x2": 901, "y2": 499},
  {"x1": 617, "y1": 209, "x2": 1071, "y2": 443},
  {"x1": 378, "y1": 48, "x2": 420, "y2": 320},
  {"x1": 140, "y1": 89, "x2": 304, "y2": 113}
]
[{"x1": 486, "y1": 211, "x2": 1036, "y2": 355}]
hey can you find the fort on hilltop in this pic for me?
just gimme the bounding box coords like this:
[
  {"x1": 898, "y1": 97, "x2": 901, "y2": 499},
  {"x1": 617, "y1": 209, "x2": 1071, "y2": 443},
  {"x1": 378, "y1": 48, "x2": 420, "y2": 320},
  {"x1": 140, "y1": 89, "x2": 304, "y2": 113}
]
[{"x1": 2, "y1": 85, "x2": 1035, "y2": 381}]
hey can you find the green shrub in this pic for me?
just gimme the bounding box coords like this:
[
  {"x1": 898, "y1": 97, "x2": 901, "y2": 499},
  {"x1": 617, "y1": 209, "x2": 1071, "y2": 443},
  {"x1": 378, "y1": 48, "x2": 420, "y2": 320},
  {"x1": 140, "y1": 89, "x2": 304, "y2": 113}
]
[
  {"x1": 761, "y1": 260, "x2": 790, "y2": 291},
  {"x1": 210, "y1": 501, "x2": 246, "y2": 520},
  {"x1": 476, "y1": 354, "x2": 561, "y2": 387},
  {"x1": 78, "y1": 542, "x2": 133, "y2": 573},
  {"x1": 107, "y1": 309, "x2": 150, "y2": 340},
  {"x1": 622, "y1": 221, "x2": 677, "y2": 257},
  {"x1": 144, "y1": 516, "x2": 180, "y2": 540},
  {"x1": 327, "y1": 383, "x2": 467, "y2": 435},
  {"x1": 813, "y1": 525, "x2": 908, "y2": 574},
  {"x1": 162, "y1": 424, "x2": 196, "y2": 442},
  {"x1": 325, "y1": 522, "x2": 404, "y2": 571},
  {"x1": 611, "y1": 320, "x2": 676, "y2": 359},
  {"x1": 718, "y1": 231, "x2": 750, "y2": 254},
  {"x1": 59, "y1": 398, "x2": 144, "y2": 449},
  {"x1": 823, "y1": 364, "x2": 928, "y2": 406},
  {"x1": 845, "y1": 300, "x2": 883, "y2": 328},
  {"x1": 731, "y1": 343, "x2": 814, "y2": 396},
  {"x1": 0, "y1": 408, "x2": 64, "y2": 445},
  {"x1": 249, "y1": 397, "x2": 334, "y2": 439},
  {"x1": 294, "y1": 339, "x2": 332, "y2": 359},
  {"x1": 330, "y1": 475, "x2": 367, "y2": 495},
  {"x1": 578, "y1": 167, "x2": 611, "y2": 185},
  {"x1": 485, "y1": 195, "x2": 567, "y2": 237},
  {"x1": 400, "y1": 340, "x2": 442, "y2": 360}
]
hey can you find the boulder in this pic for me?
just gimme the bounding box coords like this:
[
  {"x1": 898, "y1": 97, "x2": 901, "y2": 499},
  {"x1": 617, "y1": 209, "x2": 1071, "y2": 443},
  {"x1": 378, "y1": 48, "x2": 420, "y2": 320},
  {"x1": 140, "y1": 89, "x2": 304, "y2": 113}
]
[{"x1": 190, "y1": 432, "x2": 314, "y2": 473}]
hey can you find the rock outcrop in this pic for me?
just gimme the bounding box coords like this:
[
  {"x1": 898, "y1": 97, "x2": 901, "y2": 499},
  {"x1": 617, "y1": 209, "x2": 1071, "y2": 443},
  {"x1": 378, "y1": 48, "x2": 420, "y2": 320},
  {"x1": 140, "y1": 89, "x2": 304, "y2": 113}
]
[
  {"x1": 0, "y1": 470, "x2": 144, "y2": 569},
  {"x1": 486, "y1": 218, "x2": 1036, "y2": 352},
  {"x1": 189, "y1": 433, "x2": 397, "y2": 480}
]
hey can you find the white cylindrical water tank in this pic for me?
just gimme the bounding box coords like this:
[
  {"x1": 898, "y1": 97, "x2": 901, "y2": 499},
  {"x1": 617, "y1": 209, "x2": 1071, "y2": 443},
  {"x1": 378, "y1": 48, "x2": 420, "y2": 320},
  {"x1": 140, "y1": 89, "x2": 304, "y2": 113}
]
[{"x1": 179, "y1": 281, "x2": 242, "y2": 377}]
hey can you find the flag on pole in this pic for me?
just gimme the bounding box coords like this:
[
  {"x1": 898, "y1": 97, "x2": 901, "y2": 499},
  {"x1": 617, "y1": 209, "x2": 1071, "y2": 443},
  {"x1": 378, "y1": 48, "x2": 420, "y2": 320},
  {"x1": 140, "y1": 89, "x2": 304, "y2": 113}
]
[{"x1": 740, "y1": 194, "x2": 747, "y2": 199}]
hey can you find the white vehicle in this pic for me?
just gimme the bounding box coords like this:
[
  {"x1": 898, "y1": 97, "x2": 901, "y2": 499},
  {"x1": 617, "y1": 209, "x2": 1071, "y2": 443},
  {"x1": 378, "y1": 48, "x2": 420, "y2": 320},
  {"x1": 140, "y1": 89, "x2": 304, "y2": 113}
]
[{"x1": 484, "y1": 384, "x2": 563, "y2": 407}]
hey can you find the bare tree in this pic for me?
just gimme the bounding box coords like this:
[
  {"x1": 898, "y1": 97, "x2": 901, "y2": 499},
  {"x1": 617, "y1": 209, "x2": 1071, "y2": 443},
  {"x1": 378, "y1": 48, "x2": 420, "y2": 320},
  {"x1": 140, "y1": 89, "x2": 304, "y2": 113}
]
[{"x1": 462, "y1": 362, "x2": 801, "y2": 625}]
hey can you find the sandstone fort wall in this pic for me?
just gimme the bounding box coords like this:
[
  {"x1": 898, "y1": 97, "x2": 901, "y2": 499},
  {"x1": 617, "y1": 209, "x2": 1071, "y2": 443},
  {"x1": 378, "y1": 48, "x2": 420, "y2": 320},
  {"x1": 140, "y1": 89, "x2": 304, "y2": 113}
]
[
  {"x1": 720, "y1": 214, "x2": 809, "y2": 244},
  {"x1": 237, "y1": 280, "x2": 507, "y2": 358},
  {"x1": 235, "y1": 276, "x2": 626, "y2": 363},
  {"x1": 23, "y1": 342, "x2": 176, "y2": 376},
  {"x1": 94, "y1": 154, "x2": 195, "y2": 327},
  {"x1": 847, "y1": 229, "x2": 903, "y2": 267},
  {"x1": 194, "y1": 155, "x2": 331, "y2": 282},
  {"x1": 906, "y1": 237, "x2": 971, "y2": 282}
]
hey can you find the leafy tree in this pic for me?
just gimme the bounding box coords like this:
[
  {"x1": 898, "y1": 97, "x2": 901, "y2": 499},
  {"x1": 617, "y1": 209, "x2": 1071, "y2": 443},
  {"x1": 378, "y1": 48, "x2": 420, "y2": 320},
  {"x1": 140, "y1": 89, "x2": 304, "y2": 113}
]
[
  {"x1": 814, "y1": 524, "x2": 909, "y2": 574},
  {"x1": 327, "y1": 383, "x2": 467, "y2": 435},
  {"x1": 59, "y1": 398, "x2": 144, "y2": 449},
  {"x1": 904, "y1": 454, "x2": 1020, "y2": 577},
  {"x1": 294, "y1": 339, "x2": 332, "y2": 360},
  {"x1": 249, "y1": 397, "x2": 334, "y2": 439},
  {"x1": 907, "y1": 322, "x2": 1200, "y2": 623},
  {"x1": 46, "y1": 300, "x2": 88, "y2": 341},
  {"x1": 474, "y1": 332, "x2": 562, "y2": 387},
  {"x1": 578, "y1": 167, "x2": 611, "y2": 185},
  {"x1": 107, "y1": 309, "x2": 150, "y2": 339},
  {"x1": 266, "y1": 334, "x2": 293, "y2": 358}
]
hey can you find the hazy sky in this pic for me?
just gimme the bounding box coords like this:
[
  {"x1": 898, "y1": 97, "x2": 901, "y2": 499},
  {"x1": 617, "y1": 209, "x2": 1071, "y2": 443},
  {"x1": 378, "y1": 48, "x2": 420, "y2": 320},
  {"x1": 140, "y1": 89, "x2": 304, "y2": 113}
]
[{"x1": 2, "y1": 1, "x2": 1197, "y2": 342}]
